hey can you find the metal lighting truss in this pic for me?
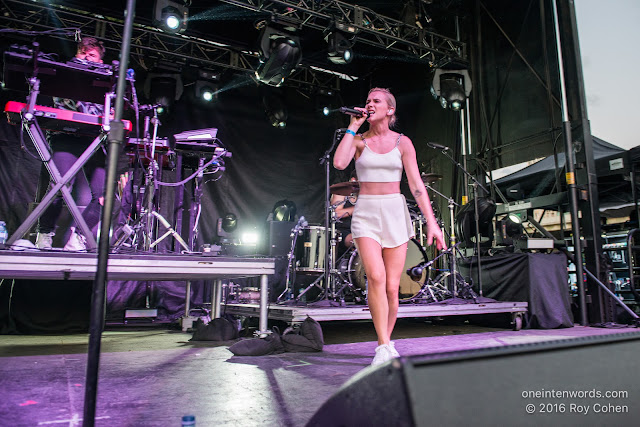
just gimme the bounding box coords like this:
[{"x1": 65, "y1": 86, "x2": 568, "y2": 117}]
[
  {"x1": 0, "y1": 0, "x2": 466, "y2": 90},
  {"x1": 220, "y1": 0, "x2": 467, "y2": 66}
]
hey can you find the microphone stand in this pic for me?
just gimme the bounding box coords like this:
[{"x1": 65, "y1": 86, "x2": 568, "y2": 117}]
[
  {"x1": 312, "y1": 128, "x2": 346, "y2": 306},
  {"x1": 434, "y1": 147, "x2": 491, "y2": 300}
]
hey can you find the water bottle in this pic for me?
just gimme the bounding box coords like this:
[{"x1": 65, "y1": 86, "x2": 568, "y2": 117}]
[
  {"x1": 0, "y1": 221, "x2": 8, "y2": 247},
  {"x1": 181, "y1": 415, "x2": 195, "y2": 426}
]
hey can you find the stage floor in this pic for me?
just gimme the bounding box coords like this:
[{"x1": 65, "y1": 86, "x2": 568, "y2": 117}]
[{"x1": 0, "y1": 323, "x2": 637, "y2": 426}]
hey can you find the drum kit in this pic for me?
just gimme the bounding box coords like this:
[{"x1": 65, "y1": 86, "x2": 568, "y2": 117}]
[{"x1": 276, "y1": 172, "x2": 479, "y2": 306}]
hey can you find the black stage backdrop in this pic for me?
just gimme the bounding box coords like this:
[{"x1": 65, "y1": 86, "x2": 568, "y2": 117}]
[{"x1": 0, "y1": 59, "x2": 460, "y2": 332}]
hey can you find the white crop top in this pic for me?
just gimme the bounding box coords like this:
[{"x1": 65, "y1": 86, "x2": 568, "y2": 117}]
[{"x1": 355, "y1": 134, "x2": 404, "y2": 182}]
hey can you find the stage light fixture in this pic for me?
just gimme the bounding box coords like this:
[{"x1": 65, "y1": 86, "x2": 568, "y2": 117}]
[
  {"x1": 195, "y1": 81, "x2": 219, "y2": 103},
  {"x1": 496, "y1": 211, "x2": 526, "y2": 246},
  {"x1": 153, "y1": 0, "x2": 188, "y2": 33},
  {"x1": 217, "y1": 213, "x2": 239, "y2": 245},
  {"x1": 316, "y1": 88, "x2": 338, "y2": 117},
  {"x1": 193, "y1": 69, "x2": 220, "y2": 103},
  {"x1": 143, "y1": 73, "x2": 184, "y2": 114},
  {"x1": 326, "y1": 32, "x2": 354, "y2": 65},
  {"x1": 508, "y1": 210, "x2": 527, "y2": 224},
  {"x1": 431, "y1": 69, "x2": 472, "y2": 111},
  {"x1": 263, "y1": 92, "x2": 288, "y2": 128},
  {"x1": 441, "y1": 79, "x2": 466, "y2": 111},
  {"x1": 271, "y1": 199, "x2": 297, "y2": 222},
  {"x1": 455, "y1": 197, "x2": 497, "y2": 249},
  {"x1": 241, "y1": 230, "x2": 259, "y2": 245},
  {"x1": 256, "y1": 26, "x2": 302, "y2": 87}
]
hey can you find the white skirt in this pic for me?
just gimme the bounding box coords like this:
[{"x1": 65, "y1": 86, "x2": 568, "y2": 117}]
[{"x1": 351, "y1": 193, "x2": 415, "y2": 248}]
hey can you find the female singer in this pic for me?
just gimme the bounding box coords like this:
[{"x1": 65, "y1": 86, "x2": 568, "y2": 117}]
[{"x1": 333, "y1": 88, "x2": 446, "y2": 365}]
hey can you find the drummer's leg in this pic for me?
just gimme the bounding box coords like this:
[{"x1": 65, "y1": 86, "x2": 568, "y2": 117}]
[
  {"x1": 344, "y1": 232, "x2": 353, "y2": 248},
  {"x1": 381, "y1": 242, "x2": 408, "y2": 341}
]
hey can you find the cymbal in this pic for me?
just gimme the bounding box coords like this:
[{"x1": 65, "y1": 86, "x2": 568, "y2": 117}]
[
  {"x1": 330, "y1": 181, "x2": 360, "y2": 196},
  {"x1": 421, "y1": 173, "x2": 442, "y2": 184}
]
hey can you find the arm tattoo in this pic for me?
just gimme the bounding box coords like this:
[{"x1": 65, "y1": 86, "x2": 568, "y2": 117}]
[{"x1": 413, "y1": 189, "x2": 423, "y2": 198}]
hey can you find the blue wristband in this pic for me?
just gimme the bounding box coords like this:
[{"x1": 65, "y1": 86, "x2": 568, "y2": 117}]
[{"x1": 345, "y1": 129, "x2": 357, "y2": 137}]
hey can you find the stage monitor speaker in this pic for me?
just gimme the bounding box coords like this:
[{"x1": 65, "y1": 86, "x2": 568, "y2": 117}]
[
  {"x1": 307, "y1": 331, "x2": 640, "y2": 426},
  {"x1": 268, "y1": 220, "x2": 294, "y2": 256}
]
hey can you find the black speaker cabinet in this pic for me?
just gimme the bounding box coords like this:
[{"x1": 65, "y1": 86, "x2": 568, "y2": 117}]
[
  {"x1": 269, "y1": 220, "x2": 294, "y2": 256},
  {"x1": 307, "y1": 331, "x2": 640, "y2": 426}
]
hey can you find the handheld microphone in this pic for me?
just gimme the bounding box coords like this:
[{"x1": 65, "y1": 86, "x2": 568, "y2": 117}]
[
  {"x1": 406, "y1": 263, "x2": 425, "y2": 281},
  {"x1": 339, "y1": 107, "x2": 370, "y2": 118},
  {"x1": 427, "y1": 142, "x2": 449, "y2": 151}
]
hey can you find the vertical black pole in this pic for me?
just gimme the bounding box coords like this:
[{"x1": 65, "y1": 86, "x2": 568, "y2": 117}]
[
  {"x1": 82, "y1": 1, "x2": 136, "y2": 425},
  {"x1": 551, "y1": 0, "x2": 587, "y2": 326}
]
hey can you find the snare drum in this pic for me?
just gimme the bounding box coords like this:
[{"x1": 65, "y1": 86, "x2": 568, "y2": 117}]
[
  {"x1": 349, "y1": 239, "x2": 429, "y2": 301},
  {"x1": 295, "y1": 225, "x2": 327, "y2": 273}
]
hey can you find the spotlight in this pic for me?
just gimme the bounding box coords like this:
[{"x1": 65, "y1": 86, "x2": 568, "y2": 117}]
[
  {"x1": 256, "y1": 26, "x2": 302, "y2": 87},
  {"x1": 195, "y1": 81, "x2": 218, "y2": 103},
  {"x1": 270, "y1": 199, "x2": 297, "y2": 222},
  {"x1": 153, "y1": 0, "x2": 188, "y2": 33},
  {"x1": 507, "y1": 211, "x2": 527, "y2": 224},
  {"x1": 496, "y1": 212, "x2": 526, "y2": 246},
  {"x1": 441, "y1": 79, "x2": 466, "y2": 111},
  {"x1": 263, "y1": 92, "x2": 288, "y2": 128},
  {"x1": 431, "y1": 69, "x2": 472, "y2": 111},
  {"x1": 217, "y1": 213, "x2": 239, "y2": 244},
  {"x1": 202, "y1": 89, "x2": 214, "y2": 102},
  {"x1": 143, "y1": 73, "x2": 184, "y2": 114},
  {"x1": 241, "y1": 230, "x2": 260, "y2": 246},
  {"x1": 193, "y1": 69, "x2": 220, "y2": 103},
  {"x1": 455, "y1": 197, "x2": 496, "y2": 249},
  {"x1": 316, "y1": 88, "x2": 338, "y2": 117},
  {"x1": 326, "y1": 32, "x2": 354, "y2": 65}
]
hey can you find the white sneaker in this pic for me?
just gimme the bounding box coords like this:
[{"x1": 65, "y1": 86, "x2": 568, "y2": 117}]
[
  {"x1": 64, "y1": 228, "x2": 87, "y2": 251},
  {"x1": 388, "y1": 341, "x2": 400, "y2": 358},
  {"x1": 36, "y1": 232, "x2": 55, "y2": 249},
  {"x1": 371, "y1": 344, "x2": 393, "y2": 366}
]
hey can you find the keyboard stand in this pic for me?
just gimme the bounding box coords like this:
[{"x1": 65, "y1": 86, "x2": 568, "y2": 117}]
[{"x1": 5, "y1": 77, "x2": 110, "y2": 250}]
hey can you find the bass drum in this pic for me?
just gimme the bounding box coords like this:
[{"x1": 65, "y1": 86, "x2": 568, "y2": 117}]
[{"x1": 348, "y1": 238, "x2": 429, "y2": 301}]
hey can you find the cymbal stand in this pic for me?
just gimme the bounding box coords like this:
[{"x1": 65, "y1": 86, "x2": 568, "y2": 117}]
[{"x1": 112, "y1": 107, "x2": 189, "y2": 252}]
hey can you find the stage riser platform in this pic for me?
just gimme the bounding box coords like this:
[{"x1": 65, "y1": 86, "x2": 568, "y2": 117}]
[
  {"x1": 224, "y1": 301, "x2": 528, "y2": 324},
  {"x1": 0, "y1": 251, "x2": 275, "y2": 281}
]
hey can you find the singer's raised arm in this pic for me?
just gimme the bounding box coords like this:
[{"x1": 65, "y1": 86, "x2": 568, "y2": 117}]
[{"x1": 333, "y1": 107, "x2": 367, "y2": 170}]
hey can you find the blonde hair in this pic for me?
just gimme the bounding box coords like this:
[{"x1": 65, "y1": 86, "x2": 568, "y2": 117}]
[{"x1": 368, "y1": 87, "x2": 397, "y2": 128}]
